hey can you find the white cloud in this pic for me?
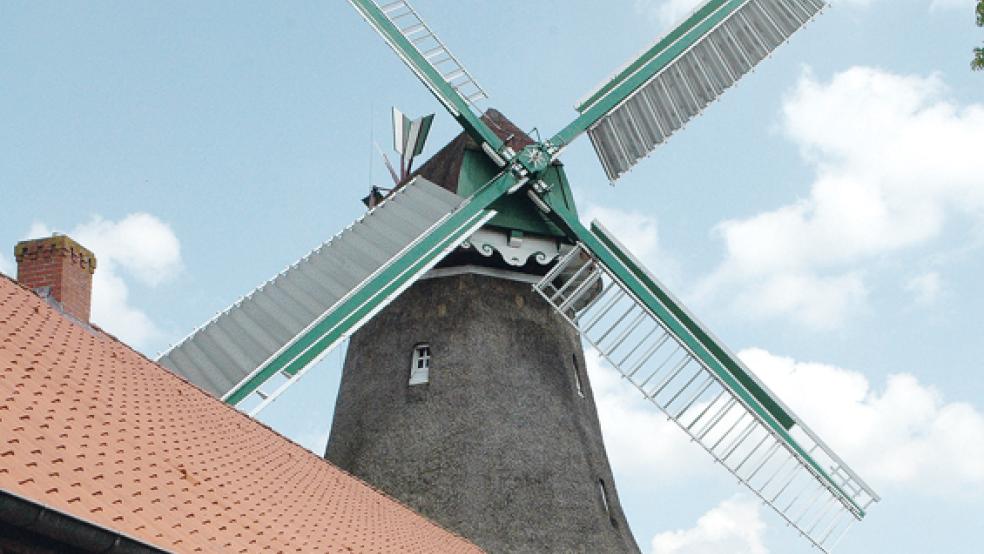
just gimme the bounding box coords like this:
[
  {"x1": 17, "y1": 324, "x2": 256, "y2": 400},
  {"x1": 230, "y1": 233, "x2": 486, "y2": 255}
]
[
  {"x1": 651, "y1": 496, "x2": 768, "y2": 554},
  {"x1": 703, "y1": 66, "x2": 984, "y2": 327},
  {"x1": 71, "y1": 214, "x2": 182, "y2": 287},
  {"x1": 582, "y1": 204, "x2": 681, "y2": 288},
  {"x1": 25, "y1": 214, "x2": 182, "y2": 349},
  {"x1": 740, "y1": 348, "x2": 984, "y2": 493},
  {"x1": 906, "y1": 271, "x2": 942, "y2": 305},
  {"x1": 589, "y1": 337, "x2": 984, "y2": 497},
  {"x1": 0, "y1": 252, "x2": 12, "y2": 277},
  {"x1": 732, "y1": 271, "x2": 867, "y2": 329}
]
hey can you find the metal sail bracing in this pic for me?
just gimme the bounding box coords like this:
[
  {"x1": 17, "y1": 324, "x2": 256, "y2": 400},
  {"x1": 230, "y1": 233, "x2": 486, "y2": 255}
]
[
  {"x1": 551, "y1": 0, "x2": 826, "y2": 181},
  {"x1": 534, "y1": 202, "x2": 879, "y2": 552},
  {"x1": 349, "y1": 0, "x2": 506, "y2": 160},
  {"x1": 158, "y1": 176, "x2": 505, "y2": 412}
]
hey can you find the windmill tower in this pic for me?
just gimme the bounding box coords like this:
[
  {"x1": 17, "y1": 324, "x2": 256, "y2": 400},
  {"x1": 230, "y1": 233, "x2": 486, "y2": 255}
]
[
  {"x1": 158, "y1": 1, "x2": 881, "y2": 552},
  {"x1": 326, "y1": 109, "x2": 639, "y2": 553}
]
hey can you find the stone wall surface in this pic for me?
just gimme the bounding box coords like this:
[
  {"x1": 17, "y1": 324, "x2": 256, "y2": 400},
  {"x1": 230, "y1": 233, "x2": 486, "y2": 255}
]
[{"x1": 326, "y1": 273, "x2": 640, "y2": 554}]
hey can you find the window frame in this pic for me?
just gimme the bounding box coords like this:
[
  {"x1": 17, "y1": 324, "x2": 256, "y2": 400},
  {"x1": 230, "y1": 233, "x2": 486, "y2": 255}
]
[{"x1": 409, "y1": 343, "x2": 431, "y2": 386}]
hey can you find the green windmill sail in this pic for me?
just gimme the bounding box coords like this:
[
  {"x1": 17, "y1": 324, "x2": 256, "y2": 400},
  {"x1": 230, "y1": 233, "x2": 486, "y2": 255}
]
[{"x1": 158, "y1": 0, "x2": 879, "y2": 551}]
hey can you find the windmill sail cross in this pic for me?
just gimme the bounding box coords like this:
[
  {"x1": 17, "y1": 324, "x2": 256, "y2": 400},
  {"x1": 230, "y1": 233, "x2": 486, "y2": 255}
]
[{"x1": 555, "y1": 0, "x2": 826, "y2": 181}]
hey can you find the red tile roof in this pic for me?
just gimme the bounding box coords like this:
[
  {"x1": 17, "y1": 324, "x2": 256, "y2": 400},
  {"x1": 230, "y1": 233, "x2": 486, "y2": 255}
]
[{"x1": 0, "y1": 275, "x2": 481, "y2": 553}]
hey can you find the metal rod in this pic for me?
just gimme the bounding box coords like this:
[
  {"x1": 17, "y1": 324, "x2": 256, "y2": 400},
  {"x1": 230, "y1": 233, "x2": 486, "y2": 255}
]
[
  {"x1": 690, "y1": 43, "x2": 718, "y2": 94},
  {"x1": 625, "y1": 332, "x2": 671, "y2": 379},
  {"x1": 549, "y1": 257, "x2": 594, "y2": 302},
  {"x1": 819, "y1": 510, "x2": 849, "y2": 547},
  {"x1": 638, "y1": 345, "x2": 682, "y2": 388},
  {"x1": 720, "y1": 418, "x2": 758, "y2": 461},
  {"x1": 770, "y1": 461, "x2": 803, "y2": 503},
  {"x1": 557, "y1": 269, "x2": 603, "y2": 314},
  {"x1": 793, "y1": 485, "x2": 828, "y2": 527},
  {"x1": 722, "y1": 22, "x2": 755, "y2": 71},
  {"x1": 573, "y1": 278, "x2": 615, "y2": 324},
  {"x1": 649, "y1": 354, "x2": 693, "y2": 398},
  {"x1": 595, "y1": 303, "x2": 638, "y2": 346},
  {"x1": 778, "y1": 0, "x2": 812, "y2": 23},
  {"x1": 785, "y1": 481, "x2": 822, "y2": 515},
  {"x1": 696, "y1": 397, "x2": 737, "y2": 441},
  {"x1": 540, "y1": 244, "x2": 581, "y2": 285},
  {"x1": 637, "y1": 81, "x2": 669, "y2": 139},
  {"x1": 686, "y1": 388, "x2": 727, "y2": 431},
  {"x1": 661, "y1": 364, "x2": 704, "y2": 409},
  {"x1": 582, "y1": 288, "x2": 626, "y2": 333},
  {"x1": 751, "y1": 0, "x2": 788, "y2": 39},
  {"x1": 807, "y1": 499, "x2": 839, "y2": 536},
  {"x1": 828, "y1": 518, "x2": 856, "y2": 552},
  {"x1": 617, "y1": 323, "x2": 659, "y2": 367},
  {"x1": 673, "y1": 373, "x2": 715, "y2": 419},
  {"x1": 745, "y1": 441, "x2": 782, "y2": 483},
  {"x1": 379, "y1": 0, "x2": 405, "y2": 12},
  {"x1": 657, "y1": 76, "x2": 685, "y2": 129},
  {"x1": 604, "y1": 310, "x2": 648, "y2": 358},
  {"x1": 759, "y1": 452, "x2": 796, "y2": 495},
  {"x1": 734, "y1": 432, "x2": 772, "y2": 473},
  {"x1": 707, "y1": 34, "x2": 738, "y2": 81},
  {"x1": 738, "y1": 10, "x2": 771, "y2": 56},
  {"x1": 673, "y1": 64, "x2": 702, "y2": 112},
  {"x1": 710, "y1": 411, "x2": 749, "y2": 452}
]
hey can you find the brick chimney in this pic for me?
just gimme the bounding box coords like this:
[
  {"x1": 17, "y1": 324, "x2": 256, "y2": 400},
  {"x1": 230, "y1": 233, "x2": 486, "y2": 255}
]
[{"x1": 14, "y1": 235, "x2": 97, "y2": 322}]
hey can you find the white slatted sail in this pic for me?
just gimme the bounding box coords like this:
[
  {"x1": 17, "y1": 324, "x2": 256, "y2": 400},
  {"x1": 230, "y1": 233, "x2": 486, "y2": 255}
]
[
  {"x1": 158, "y1": 177, "x2": 485, "y2": 408},
  {"x1": 533, "y1": 223, "x2": 878, "y2": 553},
  {"x1": 586, "y1": 0, "x2": 826, "y2": 180}
]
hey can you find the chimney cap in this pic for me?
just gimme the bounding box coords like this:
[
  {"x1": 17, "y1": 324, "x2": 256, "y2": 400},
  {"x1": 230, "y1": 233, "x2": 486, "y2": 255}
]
[{"x1": 15, "y1": 235, "x2": 97, "y2": 274}]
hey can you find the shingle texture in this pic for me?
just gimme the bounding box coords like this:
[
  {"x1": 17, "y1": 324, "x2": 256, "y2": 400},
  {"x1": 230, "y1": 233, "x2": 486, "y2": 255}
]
[{"x1": 0, "y1": 275, "x2": 481, "y2": 553}]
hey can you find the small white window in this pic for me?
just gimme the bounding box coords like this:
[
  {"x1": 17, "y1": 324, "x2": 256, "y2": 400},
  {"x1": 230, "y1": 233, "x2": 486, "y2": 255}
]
[{"x1": 409, "y1": 343, "x2": 430, "y2": 385}]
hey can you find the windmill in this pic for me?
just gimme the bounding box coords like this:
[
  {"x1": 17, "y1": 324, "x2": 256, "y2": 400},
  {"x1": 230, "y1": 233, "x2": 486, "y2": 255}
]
[{"x1": 157, "y1": 0, "x2": 880, "y2": 552}]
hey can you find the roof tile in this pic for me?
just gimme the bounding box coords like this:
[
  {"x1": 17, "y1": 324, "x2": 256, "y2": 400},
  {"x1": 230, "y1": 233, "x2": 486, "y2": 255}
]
[{"x1": 0, "y1": 275, "x2": 481, "y2": 553}]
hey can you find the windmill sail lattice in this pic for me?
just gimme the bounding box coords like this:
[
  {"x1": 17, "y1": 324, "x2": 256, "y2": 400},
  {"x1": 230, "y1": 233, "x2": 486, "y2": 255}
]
[
  {"x1": 350, "y1": 0, "x2": 504, "y2": 155},
  {"x1": 570, "y1": 0, "x2": 826, "y2": 181},
  {"x1": 377, "y1": 0, "x2": 489, "y2": 111},
  {"x1": 533, "y1": 221, "x2": 878, "y2": 552},
  {"x1": 158, "y1": 177, "x2": 497, "y2": 411}
]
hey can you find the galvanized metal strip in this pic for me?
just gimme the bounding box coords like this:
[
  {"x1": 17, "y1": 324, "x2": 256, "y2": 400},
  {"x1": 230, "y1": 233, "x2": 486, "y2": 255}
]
[{"x1": 222, "y1": 172, "x2": 517, "y2": 406}]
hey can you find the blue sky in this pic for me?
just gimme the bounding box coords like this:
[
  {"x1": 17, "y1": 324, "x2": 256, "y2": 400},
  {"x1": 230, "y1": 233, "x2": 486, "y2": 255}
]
[{"x1": 2, "y1": 1, "x2": 982, "y2": 552}]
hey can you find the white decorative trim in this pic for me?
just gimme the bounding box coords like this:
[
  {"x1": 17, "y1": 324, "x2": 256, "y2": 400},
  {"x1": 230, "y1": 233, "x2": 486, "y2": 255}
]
[
  {"x1": 421, "y1": 264, "x2": 544, "y2": 284},
  {"x1": 459, "y1": 227, "x2": 568, "y2": 267}
]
